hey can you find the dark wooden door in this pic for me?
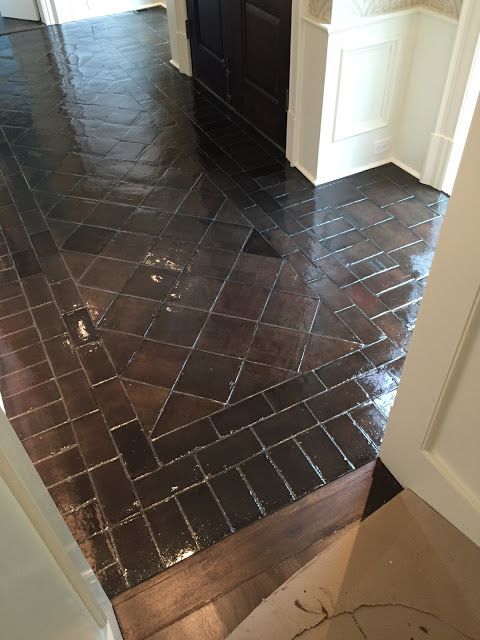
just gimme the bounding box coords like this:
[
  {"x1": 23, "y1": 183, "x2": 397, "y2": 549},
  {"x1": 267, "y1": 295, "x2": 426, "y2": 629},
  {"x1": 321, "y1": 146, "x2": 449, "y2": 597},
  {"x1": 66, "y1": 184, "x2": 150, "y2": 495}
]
[
  {"x1": 185, "y1": 0, "x2": 229, "y2": 100},
  {"x1": 226, "y1": 0, "x2": 292, "y2": 148},
  {"x1": 186, "y1": 0, "x2": 292, "y2": 148}
]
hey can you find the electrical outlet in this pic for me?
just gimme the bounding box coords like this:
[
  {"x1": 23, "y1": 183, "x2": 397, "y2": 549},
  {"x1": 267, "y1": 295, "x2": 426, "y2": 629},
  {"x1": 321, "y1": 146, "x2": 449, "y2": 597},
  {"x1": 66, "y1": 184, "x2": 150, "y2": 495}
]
[{"x1": 373, "y1": 138, "x2": 392, "y2": 155}]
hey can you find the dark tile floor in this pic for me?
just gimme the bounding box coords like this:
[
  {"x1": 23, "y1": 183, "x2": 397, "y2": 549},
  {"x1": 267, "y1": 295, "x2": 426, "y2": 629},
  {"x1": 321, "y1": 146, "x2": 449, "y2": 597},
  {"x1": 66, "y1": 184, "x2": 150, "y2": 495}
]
[
  {"x1": 0, "y1": 14, "x2": 42, "y2": 36},
  {"x1": 0, "y1": 8, "x2": 447, "y2": 597}
]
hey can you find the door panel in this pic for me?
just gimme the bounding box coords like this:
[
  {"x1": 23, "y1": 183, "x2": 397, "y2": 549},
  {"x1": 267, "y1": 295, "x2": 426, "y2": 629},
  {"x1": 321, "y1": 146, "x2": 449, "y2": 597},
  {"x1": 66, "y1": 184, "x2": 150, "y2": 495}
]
[
  {"x1": 186, "y1": 0, "x2": 228, "y2": 100},
  {"x1": 187, "y1": 0, "x2": 292, "y2": 148},
  {"x1": 244, "y1": 2, "x2": 280, "y2": 97},
  {"x1": 228, "y1": 0, "x2": 292, "y2": 147},
  {"x1": 380, "y1": 97, "x2": 480, "y2": 547}
]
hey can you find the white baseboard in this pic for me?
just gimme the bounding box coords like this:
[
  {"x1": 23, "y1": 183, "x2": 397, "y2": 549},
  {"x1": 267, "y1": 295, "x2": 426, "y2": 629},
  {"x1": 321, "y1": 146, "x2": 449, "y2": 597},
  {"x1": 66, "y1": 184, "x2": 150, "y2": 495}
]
[
  {"x1": 294, "y1": 156, "x2": 421, "y2": 187},
  {"x1": 313, "y1": 157, "x2": 394, "y2": 187}
]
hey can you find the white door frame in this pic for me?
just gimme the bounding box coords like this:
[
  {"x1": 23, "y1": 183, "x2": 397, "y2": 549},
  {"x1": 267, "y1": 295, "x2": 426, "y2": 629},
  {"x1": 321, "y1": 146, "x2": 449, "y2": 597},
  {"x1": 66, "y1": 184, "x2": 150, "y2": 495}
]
[
  {"x1": 381, "y1": 95, "x2": 480, "y2": 546},
  {"x1": 36, "y1": 0, "x2": 58, "y2": 24},
  {"x1": 166, "y1": 0, "x2": 191, "y2": 74},
  {"x1": 0, "y1": 407, "x2": 123, "y2": 639}
]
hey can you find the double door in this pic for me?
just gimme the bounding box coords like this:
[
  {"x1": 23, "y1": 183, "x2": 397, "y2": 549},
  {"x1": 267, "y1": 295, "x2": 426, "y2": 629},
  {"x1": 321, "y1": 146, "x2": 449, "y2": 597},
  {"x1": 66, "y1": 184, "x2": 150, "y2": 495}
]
[{"x1": 186, "y1": 0, "x2": 292, "y2": 148}]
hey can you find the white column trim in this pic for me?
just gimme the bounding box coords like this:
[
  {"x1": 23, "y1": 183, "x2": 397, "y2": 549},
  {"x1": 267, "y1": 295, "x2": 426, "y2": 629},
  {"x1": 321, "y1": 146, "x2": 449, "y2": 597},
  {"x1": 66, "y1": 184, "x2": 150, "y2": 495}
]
[
  {"x1": 166, "y1": 0, "x2": 192, "y2": 76},
  {"x1": 36, "y1": 0, "x2": 59, "y2": 24},
  {"x1": 421, "y1": 0, "x2": 480, "y2": 192}
]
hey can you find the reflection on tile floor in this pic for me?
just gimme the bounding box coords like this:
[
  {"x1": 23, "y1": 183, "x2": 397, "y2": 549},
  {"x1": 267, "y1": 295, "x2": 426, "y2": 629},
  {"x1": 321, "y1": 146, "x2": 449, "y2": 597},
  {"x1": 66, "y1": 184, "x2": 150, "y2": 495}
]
[{"x1": 0, "y1": 8, "x2": 447, "y2": 596}]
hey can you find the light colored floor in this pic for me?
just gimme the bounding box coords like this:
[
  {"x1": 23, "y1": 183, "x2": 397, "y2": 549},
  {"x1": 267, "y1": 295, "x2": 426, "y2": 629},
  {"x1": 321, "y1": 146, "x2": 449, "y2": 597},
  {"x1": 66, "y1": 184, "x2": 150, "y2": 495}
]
[{"x1": 228, "y1": 490, "x2": 480, "y2": 639}]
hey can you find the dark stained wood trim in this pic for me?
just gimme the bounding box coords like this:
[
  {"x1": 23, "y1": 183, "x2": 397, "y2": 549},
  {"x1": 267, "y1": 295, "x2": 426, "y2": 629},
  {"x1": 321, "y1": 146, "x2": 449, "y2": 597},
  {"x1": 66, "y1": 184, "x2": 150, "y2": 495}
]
[{"x1": 113, "y1": 460, "x2": 401, "y2": 640}]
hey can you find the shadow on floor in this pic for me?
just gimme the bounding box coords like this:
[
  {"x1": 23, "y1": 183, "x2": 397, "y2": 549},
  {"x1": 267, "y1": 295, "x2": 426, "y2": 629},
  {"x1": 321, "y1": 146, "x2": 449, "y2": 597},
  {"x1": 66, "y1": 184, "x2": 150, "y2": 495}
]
[{"x1": 0, "y1": 13, "x2": 42, "y2": 36}]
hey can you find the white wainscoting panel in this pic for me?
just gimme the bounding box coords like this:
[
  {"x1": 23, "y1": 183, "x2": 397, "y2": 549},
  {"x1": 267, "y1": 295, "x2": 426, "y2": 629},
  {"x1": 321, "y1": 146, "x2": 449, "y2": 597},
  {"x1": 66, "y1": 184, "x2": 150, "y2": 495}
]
[
  {"x1": 288, "y1": 6, "x2": 459, "y2": 186},
  {"x1": 333, "y1": 39, "x2": 398, "y2": 141},
  {"x1": 315, "y1": 10, "x2": 415, "y2": 184}
]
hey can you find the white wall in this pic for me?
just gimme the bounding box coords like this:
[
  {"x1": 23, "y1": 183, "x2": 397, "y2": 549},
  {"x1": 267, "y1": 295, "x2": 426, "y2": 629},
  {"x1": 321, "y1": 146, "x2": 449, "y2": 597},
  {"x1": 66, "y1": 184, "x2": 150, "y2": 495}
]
[
  {"x1": 288, "y1": 6, "x2": 458, "y2": 185},
  {"x1": 0, "y1": 474, "x2": 105, "y2": 640},
  {"x1": 318, "y1": 11, "x2": 416, "y2": 182},
  {"x1": 0, "y1": 407, "x2": 122, "y2": 639},
  {"x1": 396, "y1": 11, "x2": 457, "y2": 176},
  {"x1": 166, "y1": 0, "x2": 191, "y2": 75},
  {"x1": 42, "y1": 0, "x2": 161, "y2": 24}
]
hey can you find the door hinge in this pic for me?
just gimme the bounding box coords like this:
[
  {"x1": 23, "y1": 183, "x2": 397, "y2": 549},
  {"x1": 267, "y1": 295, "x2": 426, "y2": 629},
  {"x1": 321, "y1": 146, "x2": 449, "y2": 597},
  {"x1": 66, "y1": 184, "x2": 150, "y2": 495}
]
[
  {"x1": 185, "y1": 19, "x2": 192, "y2": 40},
  {"x1": 285, "y1": 89, "x2": 290, "y2": 113}
]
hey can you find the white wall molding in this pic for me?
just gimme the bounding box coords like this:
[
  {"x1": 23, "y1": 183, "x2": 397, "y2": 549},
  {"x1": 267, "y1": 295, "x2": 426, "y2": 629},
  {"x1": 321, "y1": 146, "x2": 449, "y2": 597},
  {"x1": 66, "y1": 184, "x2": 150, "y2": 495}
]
[
  {"x1": 332, "y1": 38, "x2": 398, "y2": 141},
  {"x1": 422, "y1": 133, "x2": 454, "y2": 188},
  {"x1": 395, "y1": 9, "x2": 457, "y2": 181},
  {"x1": 287, "y1": 10, "x2": 329, "y2": 182},
  {"x1": 308, "y1": 0, "x2": 463, "y2": 23},
  {"x1": 286, "y1": 0, "x2": 307, "y2": 168}
]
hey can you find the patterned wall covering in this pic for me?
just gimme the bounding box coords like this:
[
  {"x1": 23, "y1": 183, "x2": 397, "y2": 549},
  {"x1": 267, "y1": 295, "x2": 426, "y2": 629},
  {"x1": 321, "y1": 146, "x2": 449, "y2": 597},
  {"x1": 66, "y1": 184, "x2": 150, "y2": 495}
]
[{"x1": 308, "y1": 0, "x2": 463, "y2": 22}]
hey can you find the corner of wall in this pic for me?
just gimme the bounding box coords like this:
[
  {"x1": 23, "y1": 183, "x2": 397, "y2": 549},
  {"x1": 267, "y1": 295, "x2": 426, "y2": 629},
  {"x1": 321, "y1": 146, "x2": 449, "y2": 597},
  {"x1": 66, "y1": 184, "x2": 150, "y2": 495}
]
[
  {"x1": 166, "y1": 0, "x2": 192, "y2": 76},
  {"x1": 394, "y1": 9, "x2": 458, "y2": 176},
  {"x1": 290, "y1": 7, "x2": 458, "y2": 187}
]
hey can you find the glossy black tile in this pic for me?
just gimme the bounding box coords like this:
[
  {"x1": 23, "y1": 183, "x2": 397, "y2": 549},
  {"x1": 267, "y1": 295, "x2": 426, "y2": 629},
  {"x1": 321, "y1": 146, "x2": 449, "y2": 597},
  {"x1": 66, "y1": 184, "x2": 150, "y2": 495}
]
[
  {"x1": 146, "y1": 499, "x2": 197, "y2": 567},
  {"x1": 198, "y1": 428, "x2": 261, "y2": 476},
  {"x1": 0, "y1": 8, "x2": 445, "y2": 596},
  {"x1": 112, "y1": 515, "x2": 163, "y2": 585},
  {"x1": 135, "y1": 456, "x2": 203, "y2": 507},
  {"x1": 210, "y1": 469, "x2": 262, "y2": 530},
  {"x1": 241, "y1": 454, "x2": 292, "y2": 512},
  {"x1": 269, "y1": 440, "x2": 324, "y2": 497},
  {"x1": 178, "y1": 483, "x2": 231, "y2": 548},
  {"x1": 62, "y1": 225, "x2": 115, "y2": 254},
  {"x1": 253, "y1": 404, "x2": 316, "y2": 447},
  {"x1": 211, "y1": 394, "x2": 273, "y2": 436},
  {"x1": 112, "y1": 420, "x2": 158, "y2": 478},
  {"x1": 324, "y1": 414, "x2": 377, "y2": 467},
  {"x1": 154, "y1": 418, "x2": 218, "y2": 464},
  {"x1": 90, "y1": 458, "x2": 139, "y2": 525},
  {"x1": 72, "y1": 411, "x2": 116, "y2": 468}
]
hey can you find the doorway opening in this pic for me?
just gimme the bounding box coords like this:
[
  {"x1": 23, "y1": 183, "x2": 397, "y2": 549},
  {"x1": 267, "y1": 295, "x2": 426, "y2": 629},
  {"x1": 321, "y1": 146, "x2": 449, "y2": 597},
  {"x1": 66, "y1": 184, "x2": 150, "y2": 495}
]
[{"x1": 0, "y1": 0, "x2": 478, "y2": 615}]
